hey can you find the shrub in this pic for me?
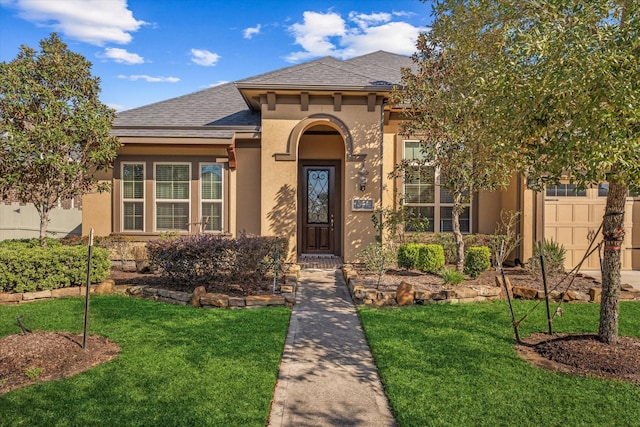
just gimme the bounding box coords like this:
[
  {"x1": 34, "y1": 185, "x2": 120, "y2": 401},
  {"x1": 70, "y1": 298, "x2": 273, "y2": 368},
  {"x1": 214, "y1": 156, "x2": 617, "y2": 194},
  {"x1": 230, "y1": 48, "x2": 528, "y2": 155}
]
[
  {"x1": 527, "y1": 239, "x2": 566, "y2": 277},
  {"x1": 358, "y1": 242, "x2": 395, "y2": 288},
  {"x1": 440, "y1": 267, "x2": 465, "y2": 285},
  {"x1": 146, "y1": 234, "x2": 288, "y2": 291},
  {"x1": 397, "y1": 243, "x2": 421, "y2": 269},
  {"x1": 416, "y1": 244, "x2": 445, "y2": 273},
  {"x1": 464, "y1": 246, "x2": 492, "y2": 278},
  {"x1": 0, "y1": 243, "x2": 110, "y2": 293},
  {"x1": 421, "y1": 233, "x2": 494, "y2": 264}
]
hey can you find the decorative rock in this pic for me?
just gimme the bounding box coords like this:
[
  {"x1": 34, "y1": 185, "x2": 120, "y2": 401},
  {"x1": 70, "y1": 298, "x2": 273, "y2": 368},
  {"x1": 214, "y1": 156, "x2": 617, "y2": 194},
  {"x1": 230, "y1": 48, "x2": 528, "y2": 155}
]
[
  {"x1": 589, "y1": 287, "x2": 601, "y2": 302},
  {"x1": 512, "y1": 286, "x2": 538, "y2": 300},
  {"x1": 113, "y1": 285, "x2": 131, "y2": 295},
  {"x1": 280, "y1": 285, "x2": 295, "y2": 294},
  {"x1": 22, "y1": 290, "x2": 52, "y2": 301},
  {"x1": 143, "y1": 287, "x2": 159, "y2": 297},
  {"x1": 0, "y1": 292, "x2": 22, "y2": 303},
  {"x1": 228, "y1": 297, "x2": 246, "y2": 308},
  {"x1": 495, "y1": 276, "x2": 513, "y2": 299},
  {"x1": 621, "y1": 283, "x2": 634, "y2": 291},
  {"x1": 620, "y1": 290, "x2": 640, "y2": 301},
  {"x1": 414, "y1": 290, "x2": 433, "y2": 301},
  {"x1": 396, "y1": 282, "x2": 414, "y2": 306},
  {"x1": 284, "y1": 294, "x2": 296, "y2": 308},
  {"x1": 200, "y1": 293, "x2": 229, "y2": 308},
  {"x1": 191, "y1": 286, "x2": 207, "y2": 307},
  {"x1": 474, "y1": 287, "x2": 501, "y2": 297},
  {"x1": 51, "y1": 287, "x2": 80, "y2": 298},
  {"x1": 245, "y1": 295, "x2": 284, "y2": 307},
  {"x1": 127, "y1": 286, "x2": 146, "y2": 296},
  {"x1": 94, "y1": 279, "x2": 115, "y2": 295},
  {"x1": 375, "y1": 292, "x2": 397, "y2": 307},
  {"x1": 454, "y1": 287, "x2": 478, "y2": 299},
  {"x1": 157, "y1": 288, "x2": 171, "y2": 298},
  {"x1": 168, "y1": 291, "x2": 191, "y2": 302}
]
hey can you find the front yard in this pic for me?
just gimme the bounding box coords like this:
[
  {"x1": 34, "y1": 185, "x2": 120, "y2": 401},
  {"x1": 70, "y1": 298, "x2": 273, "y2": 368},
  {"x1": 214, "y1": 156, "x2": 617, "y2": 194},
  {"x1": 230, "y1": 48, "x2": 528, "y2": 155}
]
[
  {"x1": 359, "y1": 300, "x2": 640, "y2": 426},
  {"x1": 0, "y1": 296, "x2": 290, "y2": 426}
]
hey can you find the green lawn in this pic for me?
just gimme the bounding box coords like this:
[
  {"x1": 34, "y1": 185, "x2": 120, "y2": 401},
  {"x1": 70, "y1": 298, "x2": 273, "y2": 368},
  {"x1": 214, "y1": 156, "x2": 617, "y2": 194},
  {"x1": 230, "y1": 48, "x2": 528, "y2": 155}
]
[
  {"x1": 0, "y1": 296, "x2": 290, "y2": 426},
  {"x1": 359, "y1": 301, "x2": 640, "y2": 427}
]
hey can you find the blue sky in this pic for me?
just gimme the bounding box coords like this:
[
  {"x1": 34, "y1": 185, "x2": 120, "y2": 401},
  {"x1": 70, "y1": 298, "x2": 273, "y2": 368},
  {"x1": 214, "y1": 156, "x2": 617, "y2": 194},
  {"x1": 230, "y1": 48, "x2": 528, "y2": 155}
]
[{"x1": 0, "y1": 0, "x2": 433, "y2": 112}]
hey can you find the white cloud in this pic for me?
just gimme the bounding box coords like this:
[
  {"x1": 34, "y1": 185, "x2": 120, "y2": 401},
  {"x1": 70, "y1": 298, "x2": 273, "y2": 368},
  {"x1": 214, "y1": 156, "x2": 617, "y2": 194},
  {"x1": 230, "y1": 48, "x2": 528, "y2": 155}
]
[
  {"x1": 118, "y1": 74, "x2": 180, "y2": 83},
  {"x1": 5, "y1": 0, "x2": 146, "y2": 45},
  {"x1": 286, "y1": 9, "x2": 421, "y2": 62},
  {"x1": 190, "y1": 48, "x2": 220, "y2": 66},
  {"x1": 106, "y1": 103, "x2": 126, "y2": 112},
  {"x1": 100, "y1": 48, "x2": 144, "y2": 64},
  {"x1": 243, "y1": 24, "x2": 261, "y2": 39}
]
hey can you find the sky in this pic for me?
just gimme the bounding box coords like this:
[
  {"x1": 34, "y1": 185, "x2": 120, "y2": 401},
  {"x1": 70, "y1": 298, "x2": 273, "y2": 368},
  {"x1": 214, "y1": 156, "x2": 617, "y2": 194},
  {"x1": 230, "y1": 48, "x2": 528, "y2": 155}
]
[{"x1": 0, "y1": 0, "x2": 433, "y2": 112}]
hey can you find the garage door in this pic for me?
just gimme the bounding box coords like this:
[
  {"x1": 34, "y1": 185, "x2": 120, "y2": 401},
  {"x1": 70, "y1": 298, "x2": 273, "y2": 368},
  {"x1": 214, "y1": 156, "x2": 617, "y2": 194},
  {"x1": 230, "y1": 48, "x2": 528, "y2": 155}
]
[{"x1": 544, "y1": 184, "x2": 634, "y2": 270}]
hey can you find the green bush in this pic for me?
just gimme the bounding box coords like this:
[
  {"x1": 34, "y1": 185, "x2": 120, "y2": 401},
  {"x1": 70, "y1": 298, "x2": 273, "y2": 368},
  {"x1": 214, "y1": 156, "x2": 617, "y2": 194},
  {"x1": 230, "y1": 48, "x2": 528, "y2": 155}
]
[
  {"x1": 0, "y1": 244, "x2": 111, "y2": 293},
  {"x1": 416, "y1": 244, "x2": 445, "y2": 273},
  {"x1": 397, "y1": 243, "x2": 421, "y2": 269},
  {"x1": 422, "y1": 233, "x2": 495, "y2": 264},
  {"x1": 463, "y1": 246, "x2": 492, "y2": 278},
  {"x1": 527, "y1": 239, "x2": 566, "y2": 277},
  {"x1": 440, "y1": 267, "x2": 465, "y2": 285},
  {"x1": 146, "y1": 233, "x2": 288, "y2": 291}
]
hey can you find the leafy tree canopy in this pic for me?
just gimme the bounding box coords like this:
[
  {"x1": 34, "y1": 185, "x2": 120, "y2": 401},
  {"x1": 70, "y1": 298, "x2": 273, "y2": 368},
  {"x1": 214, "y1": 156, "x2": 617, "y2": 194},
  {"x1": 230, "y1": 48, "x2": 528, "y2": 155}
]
[{"x1": 0, "y1": 33, "x2": 120, "y2": 245}]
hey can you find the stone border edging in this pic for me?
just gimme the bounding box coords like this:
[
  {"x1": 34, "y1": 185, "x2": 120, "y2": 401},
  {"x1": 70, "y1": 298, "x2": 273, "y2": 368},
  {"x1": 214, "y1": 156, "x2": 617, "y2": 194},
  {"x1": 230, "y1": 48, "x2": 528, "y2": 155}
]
[
  {"x1": 342, "y1": 264, "x2": 640, "y2": 306},
  {"x1": 0, "y1": 265, "x2": 301, "y2": 309}
]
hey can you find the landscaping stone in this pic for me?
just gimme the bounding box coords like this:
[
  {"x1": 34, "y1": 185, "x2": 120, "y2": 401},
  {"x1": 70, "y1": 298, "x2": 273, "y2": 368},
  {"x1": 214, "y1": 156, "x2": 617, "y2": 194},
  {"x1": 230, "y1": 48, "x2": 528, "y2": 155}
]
[
  {"x1": 200, "y1": 293, "x2": 229, "y2": 308},
  {"x1": 620, "y1": 289, "x2": 640, "y2": 301},
  {"x1": 228, "y1": 297, "x2": 246, "y2": 308},
  {"x1": 94, "y1": 279, "x2": 115, "y2": 295},
  {"x1": 474, "y1": 287, "x2": 501, "y2": 298},
  {"x1": 22, "y1": 290, "x2": 51, "y2": 301},
  {"x1": 512, "y1": 286, "x2": 538, "y2": 300},
  {"x1": 589, "y1": 287, "x2": 602, "y2": 302},
  {"x1": 142, "y1": 287, "x2": 159, "y2": 298},
  {"x1": 245, "y1": 295, "x2": 284, "y2": 307},
  {"x1": 168, "y1": 291, "x2": 191, "y2": 302},
  {"x1": 495, "y1": 275, "x2": 513, "y2": 298},
  {"x1": 453, "y1": 287, "x2": 478, "y2": 299},
  {"x1": 156, "y1": 296, "x2": 187, "y2": 306},
  {"x1": 280, "y1": 285, "x2": 295, "y2": 293},
  {"x1": 396, "y1": 282, "x2": 414, "y2": 306},
  {"x1": 157, "y1": 288, "x2": 171, "y2": 298},
  {"x1": 191, "y1": 286, "x2": 206, "y2": 307},
  {"x1": 51, "y1": 287, "x2": 80, "y2": 298},
  {"x1": 0, "y1": 292, "x2": 22, "y2": 303},
  {"x1": 284, "y1": 294, "x2": 296, "y2": 308},
  {"x1": 127, "y1": 285, "x2": 146, "y2": 296},
  {"x1": 113, "y1": 285, "x2": 131, "y2": 295},
  {"x1": 414, "y1": 290, "x2": 433, "y2": 301}
]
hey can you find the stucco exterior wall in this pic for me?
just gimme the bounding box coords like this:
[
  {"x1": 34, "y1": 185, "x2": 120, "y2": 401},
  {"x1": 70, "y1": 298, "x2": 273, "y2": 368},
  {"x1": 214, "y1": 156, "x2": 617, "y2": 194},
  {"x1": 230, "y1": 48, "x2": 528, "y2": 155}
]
[
  {"x1": 235, "y1": 141, "x2": 262, "y2": 236},
  {"x1": 82, "y1": 169, "x2": 113, "y2": 237}
]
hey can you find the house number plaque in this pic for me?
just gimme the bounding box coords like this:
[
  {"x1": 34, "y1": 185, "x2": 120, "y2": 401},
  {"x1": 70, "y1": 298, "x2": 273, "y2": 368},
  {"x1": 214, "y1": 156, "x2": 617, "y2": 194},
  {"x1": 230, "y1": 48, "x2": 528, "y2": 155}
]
[{"x1": 352, "y1": 198, "x2": 374, "y2": 211}]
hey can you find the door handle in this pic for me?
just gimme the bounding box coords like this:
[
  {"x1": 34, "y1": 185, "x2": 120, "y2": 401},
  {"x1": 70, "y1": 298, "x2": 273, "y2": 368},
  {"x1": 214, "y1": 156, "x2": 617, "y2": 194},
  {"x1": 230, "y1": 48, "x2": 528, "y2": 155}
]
[{"x1": 330, "y1": 214, "x2": 334, "y2": 231}]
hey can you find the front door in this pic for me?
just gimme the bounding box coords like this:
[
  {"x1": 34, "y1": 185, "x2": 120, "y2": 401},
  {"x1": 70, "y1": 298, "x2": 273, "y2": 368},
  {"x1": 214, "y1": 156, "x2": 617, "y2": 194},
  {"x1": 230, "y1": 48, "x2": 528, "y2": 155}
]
[{"x1": 300, "y1": 162, "x2": 340, "y2": 255}]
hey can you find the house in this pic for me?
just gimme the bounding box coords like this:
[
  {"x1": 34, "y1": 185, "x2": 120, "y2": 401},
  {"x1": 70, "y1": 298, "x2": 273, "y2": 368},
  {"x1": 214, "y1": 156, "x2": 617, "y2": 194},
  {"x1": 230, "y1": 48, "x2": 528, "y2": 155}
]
[{"x1": 82, "y1": 51, "x2": 640, "y2": 270}]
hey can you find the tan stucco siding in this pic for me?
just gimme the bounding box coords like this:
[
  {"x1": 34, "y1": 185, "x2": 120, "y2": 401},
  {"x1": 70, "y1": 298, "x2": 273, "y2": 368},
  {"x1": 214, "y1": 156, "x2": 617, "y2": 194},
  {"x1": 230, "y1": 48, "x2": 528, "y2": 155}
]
[
  {"x1": 235, "y1": 142, "x2": 261, "y2": 235},
  {"x1": 82, "y1": 169, "x2": 113, "y2": 237}
]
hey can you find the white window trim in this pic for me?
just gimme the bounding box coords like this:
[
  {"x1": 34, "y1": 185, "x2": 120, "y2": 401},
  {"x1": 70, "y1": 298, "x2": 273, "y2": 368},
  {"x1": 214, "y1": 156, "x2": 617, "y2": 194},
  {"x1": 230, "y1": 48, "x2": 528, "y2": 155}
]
[
  {"x1": 199, "y1": 162, "x2": 224, "y2": 233},
  {"x1": 121, "y1": 162, "x2": 145, "y2": 232},
  {"x1": 153, "y1": 162, "x2": 191, "y2": 232},
  {"x1": 402, "y1": 140, "x2": 472, "y2": 233}
]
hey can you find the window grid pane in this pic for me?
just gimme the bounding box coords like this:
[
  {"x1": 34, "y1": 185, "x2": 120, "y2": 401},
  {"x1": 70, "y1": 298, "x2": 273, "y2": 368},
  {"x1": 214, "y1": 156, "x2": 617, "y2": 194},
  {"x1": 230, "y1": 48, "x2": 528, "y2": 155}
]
[
  {"x1": 156, "y1": 202, "x2": 189, "y2": 230},
  {"x1": 202, "y1": 202, "x2": 222, "y2": 231},
  {"x1": 156, "y1": 165, "x2": 190, "y2": 200},
  {"x1": 201, "y1": 164, "x2": 223, "y2": 201},
  {"x1": 123, "y1": 202, "x2": 143, "y2": 231}
]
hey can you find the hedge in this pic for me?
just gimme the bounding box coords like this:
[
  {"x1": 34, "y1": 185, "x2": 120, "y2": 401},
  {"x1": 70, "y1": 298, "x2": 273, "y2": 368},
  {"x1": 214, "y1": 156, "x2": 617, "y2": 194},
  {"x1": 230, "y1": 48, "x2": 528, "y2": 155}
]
[
  {"x1": 397, "y1": 243, "x2": 421, "y2": 269},
  {"x1": 147, "y1": 234, "x2": 288, "y2": 290},
  {"x1": 416, "y1": 244, "x2": 445, "y2": 273},
  {"x1": 0, "y1": 243, "x2": 111, "y2": 293},
  {"x1": 464, "y1": 246, "x2": 492, "y2": 278}
]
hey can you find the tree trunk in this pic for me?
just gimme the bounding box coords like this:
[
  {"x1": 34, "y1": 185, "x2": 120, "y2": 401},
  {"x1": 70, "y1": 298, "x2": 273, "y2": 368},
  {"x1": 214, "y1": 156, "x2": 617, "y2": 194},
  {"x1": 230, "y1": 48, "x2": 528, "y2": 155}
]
[
  {"x1": 38, "y1": 204, "x2": 50, "y2": 247},
  {"x1": 452, "y1": 193, "x2": 465, "y2": 272},
  {"x1": 598, "y1": 180, "x2": 627, "y2": 344}
]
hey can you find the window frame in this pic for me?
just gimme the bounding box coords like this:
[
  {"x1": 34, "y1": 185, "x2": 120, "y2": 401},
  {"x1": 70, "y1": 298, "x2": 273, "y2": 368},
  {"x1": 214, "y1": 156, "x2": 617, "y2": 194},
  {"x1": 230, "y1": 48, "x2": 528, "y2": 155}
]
[
  {"x1": 199, "y1": 162, "x2": 224, "y2": 233},
  {"x1": 153, "y1": 162, "x2": 191, "y2": 232},
  {"x1": 121, "y1": 162, "x2": 145, "y2": 232},
  {"x1": 402, "y1": 140, "x2": 472, "y2": 234}
]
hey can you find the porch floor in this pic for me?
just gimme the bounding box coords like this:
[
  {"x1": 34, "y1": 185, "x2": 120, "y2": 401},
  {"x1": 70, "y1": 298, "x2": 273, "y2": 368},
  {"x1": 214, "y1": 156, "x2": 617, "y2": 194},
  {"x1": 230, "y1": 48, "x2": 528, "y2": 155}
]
[{"x1": 296, "y1": 255, "x2": 343, "y2": 269}]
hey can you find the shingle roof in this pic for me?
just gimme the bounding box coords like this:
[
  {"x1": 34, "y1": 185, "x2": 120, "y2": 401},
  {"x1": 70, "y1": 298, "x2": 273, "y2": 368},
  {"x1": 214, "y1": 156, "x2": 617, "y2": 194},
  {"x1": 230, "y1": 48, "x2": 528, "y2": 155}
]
[{"x1": 112, "y1": 51, "x2": 415, "y2": 138}]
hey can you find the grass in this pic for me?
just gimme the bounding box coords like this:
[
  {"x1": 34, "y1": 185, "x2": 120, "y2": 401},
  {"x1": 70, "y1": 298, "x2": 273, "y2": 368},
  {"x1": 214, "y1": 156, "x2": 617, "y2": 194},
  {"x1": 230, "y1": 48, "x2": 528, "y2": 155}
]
[
  {"x1": 0, "y1": 296, "x2": 290, "y2": 426},
  {"x1": 359, "y1": 300, "x2": 640, "y2": 427}
]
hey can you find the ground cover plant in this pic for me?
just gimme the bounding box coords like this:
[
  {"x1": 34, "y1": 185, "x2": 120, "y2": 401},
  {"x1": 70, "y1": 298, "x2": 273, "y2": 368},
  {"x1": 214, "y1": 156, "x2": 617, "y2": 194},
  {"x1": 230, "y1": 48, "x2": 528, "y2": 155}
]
[
  {"x1": 0, "y1": 296, "x2": 290, "y2": 426},
  {"x1": 359, "y1": 301, "x2": 640, "y2": 427}
]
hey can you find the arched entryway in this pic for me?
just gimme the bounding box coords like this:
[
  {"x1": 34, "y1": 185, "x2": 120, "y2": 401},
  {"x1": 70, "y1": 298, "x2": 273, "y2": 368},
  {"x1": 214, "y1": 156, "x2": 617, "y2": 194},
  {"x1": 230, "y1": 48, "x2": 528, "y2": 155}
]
[{"x1": 297, "y1": 123, "x2": 346, "y2": 257}]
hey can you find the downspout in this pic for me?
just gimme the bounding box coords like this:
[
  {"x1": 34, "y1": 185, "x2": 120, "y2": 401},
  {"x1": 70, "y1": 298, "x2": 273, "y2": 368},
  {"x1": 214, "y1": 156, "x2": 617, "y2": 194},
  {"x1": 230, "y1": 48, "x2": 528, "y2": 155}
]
[{"x1": 379, "y1": 98, "x2": 386, "y2": 243}]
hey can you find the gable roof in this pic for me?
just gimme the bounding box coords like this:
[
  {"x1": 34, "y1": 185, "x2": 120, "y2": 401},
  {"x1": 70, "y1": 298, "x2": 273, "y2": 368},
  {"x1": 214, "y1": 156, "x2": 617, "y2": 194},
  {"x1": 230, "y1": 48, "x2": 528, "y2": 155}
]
[{"x1": 112, "y1": 51, "x2": 414, "y2": 139}]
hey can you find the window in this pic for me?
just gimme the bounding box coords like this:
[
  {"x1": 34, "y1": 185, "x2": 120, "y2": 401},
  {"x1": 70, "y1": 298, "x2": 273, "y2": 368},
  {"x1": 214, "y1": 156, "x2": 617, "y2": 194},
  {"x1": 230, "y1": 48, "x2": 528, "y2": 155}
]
[
  {"x1": 200, "y1": 163, "x2": 223, "y2": 232},
  {"x1": 155, "y1": 163, "x2": 190, "y2": 231},
  {"x1": 122, "y1": 163, "x2": 144, "y2": 231},
  {"x1": 599, "y1": 183, "x2": 640, "y2": 198},
  {"x1": 403, "y1": 141, "x2": 471, "y2": 233},
  {"x1": 546, "y1": 184, "x2": 586, "y2": 197}
]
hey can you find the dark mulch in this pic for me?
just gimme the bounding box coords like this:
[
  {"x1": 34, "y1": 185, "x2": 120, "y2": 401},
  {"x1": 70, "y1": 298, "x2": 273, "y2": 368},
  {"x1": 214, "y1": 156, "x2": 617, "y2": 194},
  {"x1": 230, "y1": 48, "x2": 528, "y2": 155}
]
[
  {"x1": 0, "y1": 332, "x2": 120, "y2": 395},
  {"x1": 518, "y1": 333, "x2": 640, "y2": 386}
]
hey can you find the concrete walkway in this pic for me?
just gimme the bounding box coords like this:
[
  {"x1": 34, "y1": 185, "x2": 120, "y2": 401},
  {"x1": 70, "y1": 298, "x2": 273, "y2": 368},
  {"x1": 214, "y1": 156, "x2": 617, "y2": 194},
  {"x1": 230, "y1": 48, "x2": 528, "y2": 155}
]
[{"x1": 268, "y1": 268, "x2": 396, "y2": 427}]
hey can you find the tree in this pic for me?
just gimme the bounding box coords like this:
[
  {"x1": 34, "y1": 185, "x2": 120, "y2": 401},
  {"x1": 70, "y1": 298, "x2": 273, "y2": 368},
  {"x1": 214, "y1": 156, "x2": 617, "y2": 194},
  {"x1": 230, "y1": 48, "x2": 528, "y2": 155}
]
[
  {"x1": 426, "y1": 0, "x2": 640, "y2": 344},
  {"x1": 0, "y1": 33, "x2": 120, "y2": 246},
  {"x1": 392, "y1": 8, "x2": 517, "y2": 272}
]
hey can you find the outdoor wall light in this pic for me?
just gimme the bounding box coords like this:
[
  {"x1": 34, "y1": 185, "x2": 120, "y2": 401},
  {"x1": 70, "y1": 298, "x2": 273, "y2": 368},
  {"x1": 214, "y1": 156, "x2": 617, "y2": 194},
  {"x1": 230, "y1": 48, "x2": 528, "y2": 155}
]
[{"x1": 358, "y1": 168, "x2": 369, "y2": 191}]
